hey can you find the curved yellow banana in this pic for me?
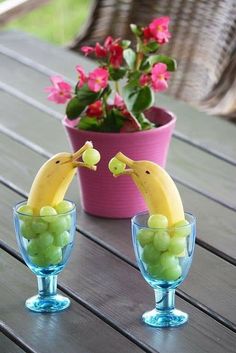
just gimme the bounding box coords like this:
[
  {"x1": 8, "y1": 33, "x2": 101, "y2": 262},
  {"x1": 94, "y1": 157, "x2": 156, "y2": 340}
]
[
  {"x1": 27, "y1": 141, "x2": 95, "y2": 214},
  {"x1": 114, "y1": 152, "x2": 184, "y2": 226}
]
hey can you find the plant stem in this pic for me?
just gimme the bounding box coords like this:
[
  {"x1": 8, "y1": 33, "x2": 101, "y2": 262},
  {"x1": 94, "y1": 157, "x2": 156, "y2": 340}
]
[{"x1": 115, "y1": 81, "x2": 121, "y2": 94}]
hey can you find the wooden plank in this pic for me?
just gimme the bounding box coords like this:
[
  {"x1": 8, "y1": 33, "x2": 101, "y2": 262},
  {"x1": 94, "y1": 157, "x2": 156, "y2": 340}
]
[
  {"x1": 1, "y1": 204, "x2": 236, "y2": 353},
  {"x1": 0, "y1": 57, "x2": 235, "y2": 212},
  {"x1": 1, "y1": 168, "x2": 236, "y2": 328},
  {"x1": 0, "y1": 333, "x2": 25, "y2": 353},
  {"x1": 0, "y1": 92, "x2": 236, "y2": 263},
  {"x1": 0, "y1": 0, "x2": 50, "y2": 26},
  {"x1": 0, "y1": 250, "x2": 145, "y2": 353},
  {"x1": 0, "y1": 30, "x2": 235, "y2": 164}
]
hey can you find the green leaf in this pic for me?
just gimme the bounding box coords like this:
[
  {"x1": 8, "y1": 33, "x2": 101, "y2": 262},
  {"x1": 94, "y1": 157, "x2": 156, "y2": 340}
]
[
  {"x1": 121, "y1": 40, "x2": 131, "y2": 49},
  {"x1": 76, "y1": 84, "x2": 101, "y2": 104},
  {"x1": 136, "y1": 112, "x2": 155, "y2": 130},
  {"x1": 109, "y1": 67, "x2": 127, "y2": 81},
  {"x1": 66, "y1": 97, "x2": 86, "y2": 120},
  {"x1": 123, "y1": 83, "x2": 139, "y2": 112},
  {"x1": 123, "y1": 84, "x2": 155, "y2": 114},
  {"x1": 101, "y1": 108, "x2": 124, "y2": 132},
  {"x1": 133, "y1": 86, "x2": 155, "y2": 113},
  {"x1": 130, "y1": 24, "x2": 142, "y2": 36},
  {"x1": 143, "y1": 41, "x2": 160, "y2": 53},
  {"x1": 78, "y1": 116, "x2": 101, "y2": 131},
  {"x1": 123, "y1": 48, "x2": 136, "y2": 70},
  {"x1": 147, "y1": 55, "x2": 177, "y2": 71}
]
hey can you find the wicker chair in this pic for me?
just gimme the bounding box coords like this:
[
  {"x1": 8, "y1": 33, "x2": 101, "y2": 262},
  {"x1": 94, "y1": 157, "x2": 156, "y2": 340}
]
[{"x1": 70, "y1": 0, "x2": 236, "y2": 121}]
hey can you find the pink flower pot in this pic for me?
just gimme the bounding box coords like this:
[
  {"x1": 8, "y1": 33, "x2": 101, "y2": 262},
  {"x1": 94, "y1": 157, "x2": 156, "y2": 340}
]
[{"x1": 63, "y1": 107, "x2": 176, "y2": 218}]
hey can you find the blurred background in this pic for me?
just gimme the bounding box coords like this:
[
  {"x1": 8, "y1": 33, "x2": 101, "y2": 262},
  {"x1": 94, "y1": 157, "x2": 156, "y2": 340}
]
[{"x1": 1, "y1": 0, "x2": 92, "y2": 45}]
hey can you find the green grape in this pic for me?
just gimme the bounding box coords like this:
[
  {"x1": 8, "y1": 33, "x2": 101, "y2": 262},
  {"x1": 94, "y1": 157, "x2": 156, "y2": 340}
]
[
  {"x1": 160, "y1": 251, "x2": 178, "y2": 269},
  {"x1": 27, "y1": 239, "x2": 40, "y2": 256},
  {"x1": 44, "y1": 245, "x2": 62, "y2": 265},
  {"x1": 108, "y1": 157, "x2": 126, "y2": 175},
  {"x1": 20, "y1": 222, "x2": 37, "y2": 239},
  {"x1": 49, "y1": 216, "x2": 68, "y2": 234},
  {"x1": 168, "y1": 237, "x2": 186, "y2": 255},
  {"x1": 54, "y1": 231, "x2": 70, "y2": 247},
  {"x1": 55, "y1": 200, "x2": 73, "y2": 214},
  {"x1": 39, "y1": 206, "x2": 57, "y2": 223},
  {"x1": 38, "y1": 231, "x2": 54, "y2": 249},
  {"x1": 30, "y1": 254, "x2": 50, "y2": 267},
  {"x1": 82, "y1": 148, "x2": 101, "y2": 166},
  {"x1": 147, "y1": 262, "x2": 164, "y2": 279},
  {"x1": 31, "y1": 218, "x2": 48, "y2": 234},
  {"x1": 18, "y1": 204, "x2": 33, "y2": 221},
  {"x1": 153, "y1": 230, "x2": 170, "y2": 252},
  {"x1": 137, "y1": 229, "x2": 154, "y2": 247},
  {"x1": 162, "y1": 264, "x2": 182, "y2": 281},
  {"x1": 141, "y1": 244, "x2": 160, "y2": 264},
  {"x1": 172, "y1": 219, "x2": 191, "y2": 238},
  {"x1": 64, "y1": 215, "x2": 72, "y2": 230},
  {"x1": 147, "y1": 214, "x2": 168, "y2": 229}
]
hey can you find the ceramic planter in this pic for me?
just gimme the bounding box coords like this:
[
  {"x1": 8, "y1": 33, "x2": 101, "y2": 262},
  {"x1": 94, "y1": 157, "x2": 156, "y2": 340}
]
[{"x1": 63, "y1": 107, "x2": 176, "y2": 218}]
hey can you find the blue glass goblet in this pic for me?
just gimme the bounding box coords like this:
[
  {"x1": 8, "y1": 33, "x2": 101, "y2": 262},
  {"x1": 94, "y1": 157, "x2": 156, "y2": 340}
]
[
  {"x1": 13, "y1": 200, "x2": 76, "y2": 313},
  {"x1": 132, "y1": 212, "x2": 196, "y2": 328}
]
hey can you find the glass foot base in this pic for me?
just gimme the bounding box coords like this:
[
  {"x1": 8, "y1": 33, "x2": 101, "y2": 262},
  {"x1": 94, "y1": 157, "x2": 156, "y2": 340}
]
[
  {"x1": 25, "y1": 294, "x2": 70, "y2": 313},
  {"x1": 142, "y1": 308, "x2": 188, "y2": 328}
]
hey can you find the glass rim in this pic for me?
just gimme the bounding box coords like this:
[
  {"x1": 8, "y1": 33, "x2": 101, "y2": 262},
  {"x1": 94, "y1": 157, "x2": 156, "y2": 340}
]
[
  {"x1": 131, "y1": 211, "x2": 196, "y2": 230},
  {"x1": 13, "y1": 199, "x2": 76, "y2": 218}
]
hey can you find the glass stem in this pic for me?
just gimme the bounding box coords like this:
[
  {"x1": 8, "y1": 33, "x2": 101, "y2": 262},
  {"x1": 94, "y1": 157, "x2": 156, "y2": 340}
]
[
  {"x1": 37, "y1": 275, "x2": 57, "y2": 298},
  {"x1": 154, "y1": 288, "x2": 175, "y2": 312}
]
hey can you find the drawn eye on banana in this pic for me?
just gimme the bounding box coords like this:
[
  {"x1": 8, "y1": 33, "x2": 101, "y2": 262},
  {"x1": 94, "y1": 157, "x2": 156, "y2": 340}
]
[{"x1": 27, "y1": 141, "x2": 101, "y2": 214}]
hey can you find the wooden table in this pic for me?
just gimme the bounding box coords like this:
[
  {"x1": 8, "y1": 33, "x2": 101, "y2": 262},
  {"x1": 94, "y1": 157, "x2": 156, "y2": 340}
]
[{"x1": 0, "y1": 31, "x2": 236, "y2": 353}]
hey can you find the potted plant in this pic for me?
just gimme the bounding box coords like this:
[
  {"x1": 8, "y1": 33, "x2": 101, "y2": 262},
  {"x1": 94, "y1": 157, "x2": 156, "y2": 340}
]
[{"x1": 45, "y1": 16, "x2": 177, "y2": 218}]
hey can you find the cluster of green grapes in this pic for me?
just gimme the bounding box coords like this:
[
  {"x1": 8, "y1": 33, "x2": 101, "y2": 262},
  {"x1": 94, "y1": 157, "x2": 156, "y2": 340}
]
[
  {"x1": 138, "y1": 214, "x2": 191, "y2": 281},
  {"x1": 18, "y1": 201, "x2": 74, "y2": 267}
]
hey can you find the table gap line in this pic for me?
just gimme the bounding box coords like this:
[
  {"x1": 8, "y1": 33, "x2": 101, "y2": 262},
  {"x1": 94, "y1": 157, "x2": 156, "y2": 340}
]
[
  {"x1": 0, "y1": 44, "x2": 235, "y2": 166},
  {"x1": 0, "y1": 116, "x2": 235, "y2": 214},
  {"x1": 0, "y1": 321, "x2": 37, "y2": 353},
  {"x1": 1, "y1": 181, "x2": 235, "y2": 333},
  {"x1": 0, "y1": 241, "x2": 154, "y2": 353}
]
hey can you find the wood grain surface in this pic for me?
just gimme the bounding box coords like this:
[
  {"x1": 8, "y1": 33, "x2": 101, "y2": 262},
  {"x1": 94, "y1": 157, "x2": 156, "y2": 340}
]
[
  {"x1": 0, "y1": 249, "x2": 146, "y2": 353},
  {"x1": 0, "y1": 333, "x2": 25, "y2": 353}
]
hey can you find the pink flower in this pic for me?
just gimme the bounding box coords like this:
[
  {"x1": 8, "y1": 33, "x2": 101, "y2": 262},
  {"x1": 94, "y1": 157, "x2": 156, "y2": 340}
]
[
  {"x1": 114, "y1": 93, "x2": 125, "y2": 109},
  {"x1": 81, "y1": 46, "x2": 95, "y2": 56},
  {"x1": 95, "y1": 43, "x2": 107, "y2": 57},
  {"x1": 45, "y1": 76, "x2": 72, "y2": 104},
  {"x1": 143, "y1": 27, "x2": 153, "y2": 39},
  {"x1": 76, "y1": 65, "x2": 87, "y2": 88},
  {"x1": 104, "y1": 36, "x2": 114, "y2": 50},
  {"x1": 149, "y1": 17, "x2": 171, "y2": 44},
  {"x1": 151, "y1": 63, "x2": 170, "y2": 92},
  {"x1": 139, "y1": 73, "x2": 151, "y2": 86},
  {"x1": 110, "y1": 43, "x2": 123, "y2": 67},
  {"x1": 88, "y1": 68, "x2": 109, "y2": 92},
  {"x1": 86, "y1": 100, "x2": 103, "y2": 118}
]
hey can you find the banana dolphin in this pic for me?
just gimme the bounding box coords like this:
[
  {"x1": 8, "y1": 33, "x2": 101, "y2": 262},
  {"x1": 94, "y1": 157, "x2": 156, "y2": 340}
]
[
  {"x1": 114, "y1": 152, "x2": 184, "y2": 226},
  {"x1": 27, "y1": 141, "x2": 95, "y2": 214}
]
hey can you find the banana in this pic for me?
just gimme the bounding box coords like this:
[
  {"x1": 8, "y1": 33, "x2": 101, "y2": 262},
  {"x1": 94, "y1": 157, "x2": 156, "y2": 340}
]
[
  {"x1": 114, "y1": 152, "x2": 184, "y2": 226},
  {"x1": 27, "y1": 141, "x2": 95, "y2": 214}
]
